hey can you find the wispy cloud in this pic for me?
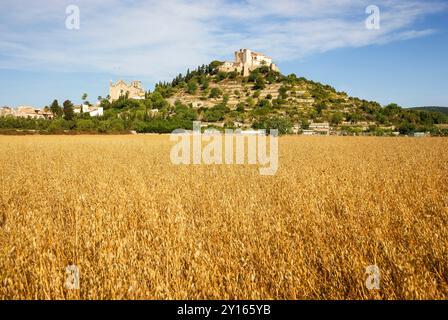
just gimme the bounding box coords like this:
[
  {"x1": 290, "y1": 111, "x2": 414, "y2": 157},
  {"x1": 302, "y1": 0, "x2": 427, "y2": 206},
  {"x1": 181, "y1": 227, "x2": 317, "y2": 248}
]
[{"x1": 0, "y1": 0, "x2": 446, "y2": 82}]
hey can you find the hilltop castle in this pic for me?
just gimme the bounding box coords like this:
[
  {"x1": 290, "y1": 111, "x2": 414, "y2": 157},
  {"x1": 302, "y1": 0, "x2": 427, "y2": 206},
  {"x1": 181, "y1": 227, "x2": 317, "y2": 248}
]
[
  {"x1": 219, "y1": 49, "x2": 280, "y2": 76},
  {"x1": 109, "y1": 80, "x2": 145, "y2": 102}
]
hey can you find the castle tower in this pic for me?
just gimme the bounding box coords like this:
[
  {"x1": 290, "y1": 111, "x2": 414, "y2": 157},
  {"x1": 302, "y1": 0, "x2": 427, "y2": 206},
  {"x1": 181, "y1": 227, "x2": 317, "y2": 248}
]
[
  {"x1": 243, "y1": 49, "x2": 251, "y2": 65},
  {"x1": 242, "y1": 49, "x2": 252, "y2": 76}
]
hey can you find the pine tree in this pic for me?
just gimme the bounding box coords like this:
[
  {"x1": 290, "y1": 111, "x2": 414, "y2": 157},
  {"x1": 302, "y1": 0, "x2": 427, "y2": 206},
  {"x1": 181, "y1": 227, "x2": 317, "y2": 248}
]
[
  {"x1": 63, "y1": 100, "x2": 75, "y2": 121},
  {"x1": 50, "y1": 99, "x2": 63, "y2": 118}
]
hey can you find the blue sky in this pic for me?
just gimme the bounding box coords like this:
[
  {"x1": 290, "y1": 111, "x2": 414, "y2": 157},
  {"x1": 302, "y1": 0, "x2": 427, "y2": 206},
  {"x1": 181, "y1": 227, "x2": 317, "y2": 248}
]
[{"x1": 0, "y1": 0, "x2": 447, "y2": 108}]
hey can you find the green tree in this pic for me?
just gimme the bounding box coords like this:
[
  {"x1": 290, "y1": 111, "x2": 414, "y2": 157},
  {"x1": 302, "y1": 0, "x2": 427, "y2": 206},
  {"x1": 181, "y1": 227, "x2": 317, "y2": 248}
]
[
  {"x1": 236, "y1": 103, "x2": 245, "y2": 112},
  {"x1": 258, "y1": 99, "x2": 272, "y2": 109},
  {"x1": 209, "y1": 87, "x2": 223, "y2": 99},
  {"x1": 330, "y1": 112, "x2": 344, "y2": 125},
  {"x1": 215, "y1": 72, "x2": 228, "y2": 82},
  {"x1": 174, "y1": 103, "x2": 198, "y2": 121},
  {"x1": 246, "y1": 97, "x2": 255, "y2": 109},
  {"x1": 48, "y1": 118, "x2": 64, "y2": 133},
  {"x1": 254, "y1": 75, "x2": 266, "y2": 90},
  {"x1": 63, "y1": 100, "x2": 75, "y2": 121},
  {"x1": 203, "y1": 110, "x2": 224, "y2": 122},
  {"x1": 301, "y1": 119, "x2": 310, "y2": 130},
  {"x1": 316, "y1": 103, "x2": 327, "y2": 115},
  {"x1": 228, "y1": 71, "x2": 238, "y2": 79},
  {"x1": 201, "y1": 79, "x2": 210, "y2": 90},
  {"x1": 187, "y1": 79, "x2": 198, "y2": 94},
  {"x1": 278, "y1": 86, "x2": 288, "y2": 99},
  {"x1": 222, "y1": 94, "x2": 230, "y2": 106},
  {"x1": 100, "y1": 98, "x2": 112, "y2": 110},
  {"x1": 253, "y1": 116, "x2": 292, "y2": 135},
  {"x1": 398, "y1": 120, "x2": 416, "y2": 135},
  {"x1": 76, "y1": 119, "x2": 95, "y2": 131},
  {"x1": 110, "y1": 118, "x2": 125, "y2": 132},
  {"x1": 149, "y1": 92, "x2": 169, "y2": 109},
  {"x1": 209, "y1": 60, "x2": 224, "y2": 72},
  {"x1": 97, "y1": 120, "x2": 111, "y2": 133},
  {"x1": 50, "y1": 99, "x2": 63, "y2": 118}
]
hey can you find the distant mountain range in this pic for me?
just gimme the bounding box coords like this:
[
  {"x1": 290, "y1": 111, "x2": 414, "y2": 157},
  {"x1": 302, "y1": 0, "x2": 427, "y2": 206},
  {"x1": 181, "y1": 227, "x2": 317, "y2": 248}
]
[{"x1": 409, "y1": 106, "x2": 448, "y2": 115}]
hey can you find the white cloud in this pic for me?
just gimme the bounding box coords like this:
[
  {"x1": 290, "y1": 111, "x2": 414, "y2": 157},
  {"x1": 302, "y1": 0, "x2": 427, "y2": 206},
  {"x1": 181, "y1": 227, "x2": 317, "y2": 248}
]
[{"x1": 0, "y1": 0, "x2": 446, "y2": 83}]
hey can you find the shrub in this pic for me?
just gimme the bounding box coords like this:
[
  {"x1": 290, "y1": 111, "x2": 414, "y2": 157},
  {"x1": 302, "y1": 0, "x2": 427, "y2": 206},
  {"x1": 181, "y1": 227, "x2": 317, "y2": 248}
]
[
  {"x1": 110, "y1": 119, "x2": 125, "y2": 132},
  {"x1": 209, "y1": 87, "x2": 223, "y2": 99},
  {"x1": 236, "y1": 103, "x2": 245, "y2": 112},
  {"x1": 76, "y1": 119, "x2": 95, "y2": 131}
]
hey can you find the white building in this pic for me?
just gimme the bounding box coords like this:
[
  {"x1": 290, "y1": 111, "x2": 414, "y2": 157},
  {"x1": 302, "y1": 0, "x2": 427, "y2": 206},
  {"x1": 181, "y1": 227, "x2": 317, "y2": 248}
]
[
  {"x1": 74, "y1": 104, "x2": 104, "y2": 117},
  {"x1": 89, "y1": 107, "x2": 104, "y2": 117}
]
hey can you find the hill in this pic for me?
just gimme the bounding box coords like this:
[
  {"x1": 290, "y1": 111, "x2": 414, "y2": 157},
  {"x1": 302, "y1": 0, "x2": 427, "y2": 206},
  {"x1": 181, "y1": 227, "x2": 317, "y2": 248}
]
[
  {"x1": 409, "y1": 106, "x2": 448, "y2": 115},
  {"x1": 1, "y1": 61, "x2": 448, "y2": 136},
  {"x1": 144, "y1": 61, "x2": 448, "y2": 135}
]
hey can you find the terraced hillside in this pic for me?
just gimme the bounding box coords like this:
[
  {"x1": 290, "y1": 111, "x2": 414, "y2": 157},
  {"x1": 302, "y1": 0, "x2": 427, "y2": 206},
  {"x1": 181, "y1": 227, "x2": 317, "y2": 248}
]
[{"x1": 153, "y1": 62, "x2": 447, "y2": 134}]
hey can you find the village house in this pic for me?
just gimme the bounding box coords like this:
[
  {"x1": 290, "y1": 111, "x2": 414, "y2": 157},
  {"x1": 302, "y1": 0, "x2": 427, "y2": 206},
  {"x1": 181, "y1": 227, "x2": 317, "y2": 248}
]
[
  {"x1": 109, "y1": 80, "x2": 145, "y2": 102},
  {"x1": 0, "y1": 106, "x2": 15, "y2": 117},
  {"x1": 15, "y1": 106, "x2": 53, "y2": 119},
  {"x1": 1, "y1": 106, "x2": 53, "y2": 119},
  {"x1": 219, "y1": 49, "x2": 280, "y2": 76}
]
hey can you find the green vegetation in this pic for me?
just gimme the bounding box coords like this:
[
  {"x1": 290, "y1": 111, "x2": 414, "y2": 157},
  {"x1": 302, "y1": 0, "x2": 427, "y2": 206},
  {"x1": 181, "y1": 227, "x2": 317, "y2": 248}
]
[
  {"x1": 410, "y1": 106, "x2": 448, "y2": 115},
  {"x1": 50, "y1": 99, "x2": 63, "y2": 118},
  {"x1": 63, "y1": 100, "x2": 75, "y2": 121},
  {"x1": 209, "y1": 87, "x2": 223, "y2": 99},
  {"x1": 2, "y1": 61, "x2": 448, "y2": 135},
  {"x1": 253, "y1": 116, "x2": 293, "y2": 135}
]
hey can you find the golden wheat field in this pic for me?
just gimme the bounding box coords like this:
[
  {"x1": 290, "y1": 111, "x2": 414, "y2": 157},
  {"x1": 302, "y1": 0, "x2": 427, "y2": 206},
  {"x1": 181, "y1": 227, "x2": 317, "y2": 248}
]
[{"x1": 0, "y1": 135, "x2": 447, "y2": 300}]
